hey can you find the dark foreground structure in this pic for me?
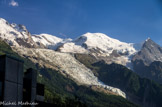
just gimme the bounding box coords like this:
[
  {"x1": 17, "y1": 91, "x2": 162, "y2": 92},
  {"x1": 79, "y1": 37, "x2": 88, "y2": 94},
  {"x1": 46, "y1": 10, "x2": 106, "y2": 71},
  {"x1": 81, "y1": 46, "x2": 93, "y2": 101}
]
[{"x1": 0, "y1": 55, "x2": 51, "y2": 107}]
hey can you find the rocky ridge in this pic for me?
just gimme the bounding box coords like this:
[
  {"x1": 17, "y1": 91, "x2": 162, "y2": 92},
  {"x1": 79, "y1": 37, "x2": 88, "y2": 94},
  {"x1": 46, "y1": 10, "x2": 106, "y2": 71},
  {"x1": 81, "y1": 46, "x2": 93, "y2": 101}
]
[{"x1": 132, "y1": 38, "x2": 162, "y2": 66}]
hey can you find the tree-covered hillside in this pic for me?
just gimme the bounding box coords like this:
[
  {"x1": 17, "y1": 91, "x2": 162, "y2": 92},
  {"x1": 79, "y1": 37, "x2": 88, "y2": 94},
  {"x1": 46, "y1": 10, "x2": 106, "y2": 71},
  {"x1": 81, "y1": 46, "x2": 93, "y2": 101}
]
[
  {"x1": 75, "y1": 53, "x2": 162, "y2": 107},
  {"x1": 133, "y1": 60, "x2": 162, "y2": 84}
]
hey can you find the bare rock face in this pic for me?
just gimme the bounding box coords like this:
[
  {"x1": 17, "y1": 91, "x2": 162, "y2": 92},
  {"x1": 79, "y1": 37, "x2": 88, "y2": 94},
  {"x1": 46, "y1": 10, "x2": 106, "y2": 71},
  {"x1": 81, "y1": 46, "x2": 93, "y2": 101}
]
[
  {"x1": 132, "y1": 38, "x2": 162, "y2": 66},
  {"x1": 132, "y1": 38, "x2": 162, "y2": 84}
]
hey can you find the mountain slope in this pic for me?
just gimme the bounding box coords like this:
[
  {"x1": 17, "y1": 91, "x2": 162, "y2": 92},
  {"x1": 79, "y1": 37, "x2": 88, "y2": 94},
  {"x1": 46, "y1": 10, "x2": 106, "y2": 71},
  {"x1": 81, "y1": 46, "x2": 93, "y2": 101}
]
[
  {"x1": 132, "y1": 38, "x2": 162, "y2": 66},
  {"x1": 57, "y1": 32, "x2": 140, "y2": 68},
  {"x1": 0, "y1": 40, "x2": 138, "y2": 107},
  {"x1": 13, "y1": 46, "x2": 126, "y2": 98},
  {"x1": 132, "y1": 39, "x2": 162, "y2": 84},
  {"x1": 32, "y1": 34, "x2": 63, "y2": 50},
  {"x1": 74, "y1": 53, "x2": 162, "y2": 107},
  {"x1": 58, "y1": 32, "x2": 137, "y2": 55},
  {"x1": 0, "y1": 18, "x2": 42, "y2": 48},
  {"x1": 93, "y1": 62, "x2": 162, "y2": 107}
]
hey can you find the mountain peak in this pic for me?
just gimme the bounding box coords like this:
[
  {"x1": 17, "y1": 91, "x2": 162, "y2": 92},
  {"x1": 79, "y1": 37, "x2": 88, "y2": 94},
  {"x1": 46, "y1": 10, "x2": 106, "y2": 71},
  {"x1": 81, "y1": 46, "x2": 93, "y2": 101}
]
[
  {"x1": 18, "y1": 24, "x2": 27, "y2": 32},
  {"x1": 84, "y1": 32, "x2": 92, "y2": 36},
  {"x1": 11, "y1": 23, "x2": 28, "y2": 33},
  {"x1": 133, "y1": 37, "x2": 162, "y2": 65},
  {"x1": 0, "y1": 18, "x2": 9, "y2": 26},
  {"x1": 59, "y1": 32, "x2": 137, "y2": 58},
  {"x1": 82, "y1": 32, "x2": 112, "y2": 39},
  {"x1": 143, "y1": 38, "x2": 158, "y2": 48},
  {"x1": 145, "y1": 37, "x2": 151, "y2": 41},
  {"x1": 0, "y1": 18, "x2": 7, "y2": 23},
  {"x1": 0, "y1": 18, "x2": 40, "y2": 48},
  {"x1": 145, "y1": 37, "x2": 154, "y2": 43}
]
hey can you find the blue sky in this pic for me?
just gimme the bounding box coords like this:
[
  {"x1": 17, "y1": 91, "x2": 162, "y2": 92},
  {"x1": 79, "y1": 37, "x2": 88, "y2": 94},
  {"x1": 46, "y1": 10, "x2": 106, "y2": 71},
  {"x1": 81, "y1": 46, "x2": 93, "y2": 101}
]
[{"x1": 0, "y1": 0, "x2": 162, "y2": 45}]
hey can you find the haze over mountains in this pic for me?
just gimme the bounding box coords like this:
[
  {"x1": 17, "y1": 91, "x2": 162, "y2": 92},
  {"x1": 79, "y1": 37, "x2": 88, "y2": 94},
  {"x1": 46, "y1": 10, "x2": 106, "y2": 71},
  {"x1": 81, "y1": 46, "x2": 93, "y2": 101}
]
[{"x1": 0, "y1": 18, "x2": 162, "y2": 107}]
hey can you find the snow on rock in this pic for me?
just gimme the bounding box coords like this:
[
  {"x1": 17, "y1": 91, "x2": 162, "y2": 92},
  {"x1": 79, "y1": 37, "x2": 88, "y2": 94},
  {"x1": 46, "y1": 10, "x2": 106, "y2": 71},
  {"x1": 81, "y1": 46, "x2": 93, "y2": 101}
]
[
  {"x1": 0, "y1": 18, "x2": 38, "y2": 48},
  {"x1": 59, "y1": 32, "x2": 137, "y2": 55},
  {"x1": 0, "y1": 18, "x2": 20, "y2": 46},
  {"x1": 32, "y1": 34, "x2": 63, "y2": 46},
  {"x1": 58, "y1": 32, "x2": 140, "y2": 68},
  {"x1": 32, "y1": 34, "x2": 73, "y2": 50},
  {"x1": 14, "y1": 47, "x2": 126, "y2": 98}
]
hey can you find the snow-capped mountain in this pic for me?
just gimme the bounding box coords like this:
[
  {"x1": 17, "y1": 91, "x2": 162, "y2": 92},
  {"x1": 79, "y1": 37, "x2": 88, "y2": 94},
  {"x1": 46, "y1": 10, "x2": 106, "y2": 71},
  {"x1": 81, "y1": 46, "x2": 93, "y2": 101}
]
[
  {"x1": 1, "y1": 18, "x2": 162, "y2": 107},
  {"x1": 58, "y1": 32, "x2": 137, "y2": 55},
  {"x1": 32, "y1": 34, "x2": 72, "y2": 50},
  {"x1": 57, "y1": 32, "x2": 141, "y2": 67},
  {"x1": 0, "y1": 18, "x2": 40, "y2": 48},
  {"x1": 1, "y1": 17, "x2": 162, "y2": 101},
  {"x1": 32, "y1": 34, "x2": 63, "y2": 49},
  {"x1": 0, "y1": 18, "x2": 72, "y2": 49},
  {"x1": 0, "y1": 17, "x2": 143, "y2": 69},
  {"x1": 0, "y1": 18, "x2": 139, "y2": 56},
  {"x1": 0, "y1": 18, "x2": 126, "y2": 98}
]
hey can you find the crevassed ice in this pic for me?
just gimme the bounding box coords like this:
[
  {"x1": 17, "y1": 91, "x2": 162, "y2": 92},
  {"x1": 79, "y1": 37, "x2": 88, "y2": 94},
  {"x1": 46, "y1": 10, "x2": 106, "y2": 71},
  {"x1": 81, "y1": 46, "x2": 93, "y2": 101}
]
[{"x1": 14, "y1": 47, "x2": 126, "y2": 98}]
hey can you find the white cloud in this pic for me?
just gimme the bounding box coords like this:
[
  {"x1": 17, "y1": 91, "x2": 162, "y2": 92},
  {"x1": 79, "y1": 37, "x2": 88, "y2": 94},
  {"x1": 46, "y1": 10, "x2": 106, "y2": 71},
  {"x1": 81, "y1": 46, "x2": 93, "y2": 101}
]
[{"x1": 9, "y1": 0, "x2": 18, "y2": 7}]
